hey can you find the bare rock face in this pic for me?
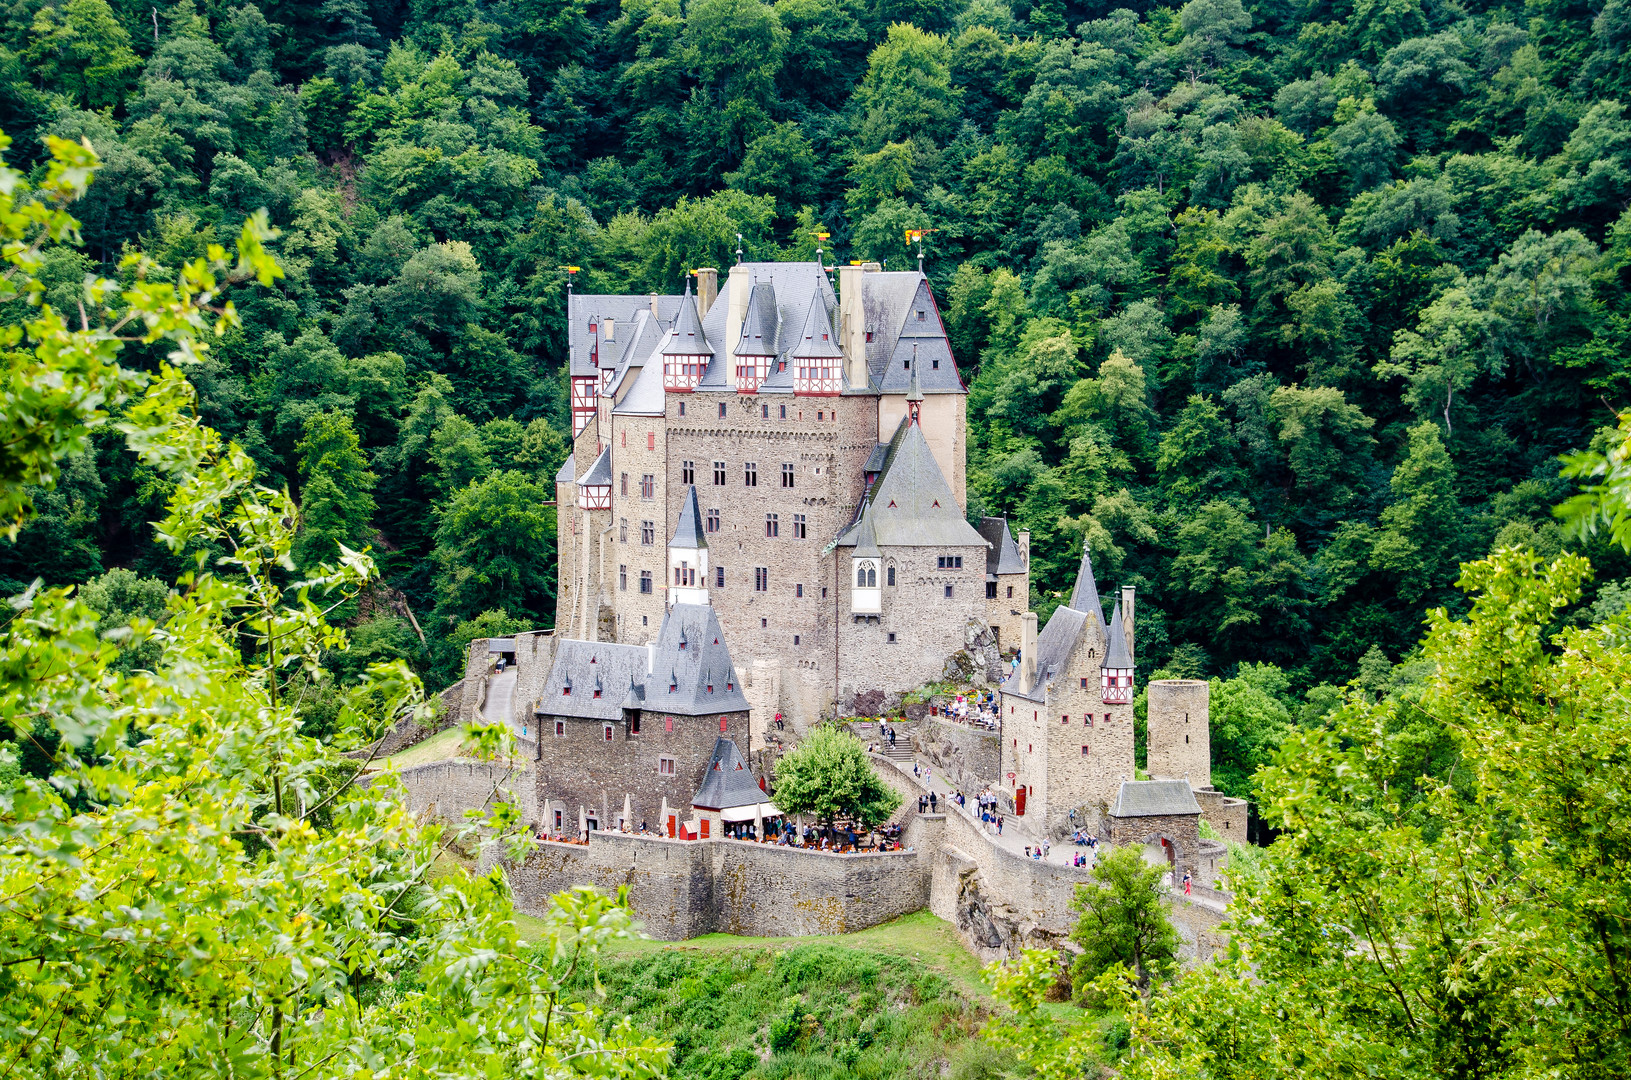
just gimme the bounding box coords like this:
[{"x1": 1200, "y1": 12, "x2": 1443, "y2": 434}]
[
  {"x1": 904, "y1": 701, "x2": 930, "y2": 722},
  {"x1": 850, "y1": 688, "x2": 886, "y2": 717},
  {"x1": 953, "y1": 865, "x2": 1070, "y2": 966}
]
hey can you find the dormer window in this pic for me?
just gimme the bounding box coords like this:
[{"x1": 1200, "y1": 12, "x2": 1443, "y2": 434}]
[{"x1": 916, "y1": 310, "x2": 925, "y2": 320}]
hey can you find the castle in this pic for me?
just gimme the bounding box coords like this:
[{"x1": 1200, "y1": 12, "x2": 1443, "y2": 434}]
[{"x1": 553, "y1": 261, "x2": 1032, "y2": 730}]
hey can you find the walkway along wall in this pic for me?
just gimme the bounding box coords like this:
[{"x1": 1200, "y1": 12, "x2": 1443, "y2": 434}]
[{"x1": 874, "y1": 753, "x2": 1229, "y2": 965}]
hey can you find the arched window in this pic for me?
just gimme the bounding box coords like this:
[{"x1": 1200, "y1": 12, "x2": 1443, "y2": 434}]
[
  {"x1": 856, "y1": 564, "x2": 867, "y2": 587},
  {"x1": 866, "y1": 566, "x2": 876, "y2": 587}
]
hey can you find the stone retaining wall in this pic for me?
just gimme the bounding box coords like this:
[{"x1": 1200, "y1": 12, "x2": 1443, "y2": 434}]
[
  {"x1": 503, "y1": 831, "x2": 928, "y2": 940},
  {"x1": 379, "y1": 759, "x2": 538, "y2": 831}
]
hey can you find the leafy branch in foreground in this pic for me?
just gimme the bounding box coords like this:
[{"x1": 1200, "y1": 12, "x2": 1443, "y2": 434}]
[{"x1": 0, "y1": 132, "x2": 669, "y2": 1080}]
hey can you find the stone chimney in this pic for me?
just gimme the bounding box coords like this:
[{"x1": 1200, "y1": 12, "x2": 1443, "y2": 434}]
[
  {"x1": 1120, "y1": 585, "x2": 1135, "y2": 665},
  {"x1": 694, "y1": 267, "x2": 718, "y2": 316},
  {"x1": 725, "y1": 264, "x2": 751, "y2": 360},
  {"x1": 1020, "y1": 611, "x2": 1037, "y2": 691},
  {"x1": 647, "y1": 642, "x2": 655, "y2": 674},
  {"x1": 1018, "y1": 529, "x2": 1030, "y2": 567},
  {"x1": 838, "y1": 264, "x2": 867, "y2": 390}
]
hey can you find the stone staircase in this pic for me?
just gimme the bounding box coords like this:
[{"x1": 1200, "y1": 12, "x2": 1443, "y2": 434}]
[{"x1": 850, "y1": 719, "x2": 916, "y2": 764}]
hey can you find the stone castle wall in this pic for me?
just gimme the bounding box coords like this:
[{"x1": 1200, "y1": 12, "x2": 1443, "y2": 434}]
[
  {"x1": 609, "y1": 411, "x2": 668, "y2": 643},
  {"x1": 836, "y1": 543, "x2": 987, "y2": 701},
  {"x1": 986, "y1": 570, "x2": 1029, "y2": 651},
  {"x1": 532, "y1": 707, "x2": 751, "y2": 835},
  {"x1": 503, "y1": 831, "x2": 926, "y2": 939},
  {"x1": 1193, "y1": 787, "x2": 1249, "y2": 839},
  {"x1": 383, "y1": 759, "x2": 539, "y2": 832}
]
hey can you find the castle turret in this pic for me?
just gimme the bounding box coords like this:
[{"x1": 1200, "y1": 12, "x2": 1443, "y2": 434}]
[
  {"x1": 662, "y1": 281, "x2": 710, "y2": 392},
  {"x1": 850, "y1": 514, "x2": 881, "y2": 615},
  {"x1": 668, "y1": 485, "x2": 709, "y2": 607},
  {"x1": 1101, "y1": 600, "x2": 1133, "y2": 704},
  {"x1": 733, "y1": 281, "x2": 776, "y2": 393}
]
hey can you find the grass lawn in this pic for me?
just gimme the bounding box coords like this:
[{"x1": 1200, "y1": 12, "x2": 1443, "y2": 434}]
[{"x1": 382, "y1": 726, "x2": 464, "y2": 769}]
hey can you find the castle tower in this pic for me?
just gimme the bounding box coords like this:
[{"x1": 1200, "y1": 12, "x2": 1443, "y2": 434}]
[
  {"x1": 1100, "y1": 601, "x2": 1133, "y2": 705},
  {"x1": 668, "y1": 484, "x2": 710, "y2": 607},
  {"x1": 1146, "y1": 680, "x2": 1210, "y2": 787},
  {"x1": 662, "y1": 281, "x2": 710, "y2": 392}
]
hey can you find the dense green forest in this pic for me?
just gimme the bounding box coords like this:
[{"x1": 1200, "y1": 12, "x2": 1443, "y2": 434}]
[{"x1": 6, "y1": 0, "x2": 1631, "y2": 692}]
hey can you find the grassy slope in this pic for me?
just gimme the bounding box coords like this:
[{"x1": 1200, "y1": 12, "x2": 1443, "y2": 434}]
[
  {"x1": 382, "y1": 726, "x2": 465, "y2": 769},
  {"x1": 516, "y1": 911, "x2": 1092, "y2": 1079}
]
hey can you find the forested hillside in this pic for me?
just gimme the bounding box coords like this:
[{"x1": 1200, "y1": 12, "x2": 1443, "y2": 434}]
[{"x1": 6, "y1": 0, "x2": 1631, "y2": 691}]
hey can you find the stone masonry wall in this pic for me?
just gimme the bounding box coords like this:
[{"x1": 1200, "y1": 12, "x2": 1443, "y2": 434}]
[
  {"x1": 382, "y1": 759, "x2": 539, "y2": 832},
  {"x1": 609, "y1": 411, "x2": 668, "y2": 644},
  {"x1": 1146, "y1": 679, "x2": 1210, "y2": 789},
  {"x1": 1193, "y1": 787, "x2": 1249, "y2": 839},
  {"x1": 509, "y1": 630, "x2": 559, "y2": 728},
  {"x1": 1101, "y1": 811, "x2": 1203, "y2": 881},
  {"x1": 503, "y1": 831, "x2": 926, "y2": 940},
  {"x1": 985, "y1": 571, "x2": 1029, "y2": 651},
  {"x1": 532, "y1": 707, "x2": 751, "y2": 835},
  {"x1": 836, "y1": 543, "x2": 985, "y2": 700}
]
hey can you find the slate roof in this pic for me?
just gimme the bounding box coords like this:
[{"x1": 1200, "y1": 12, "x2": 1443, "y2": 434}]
[
  {"x1": 1069, "y1": 545, "x2": 1103, "y2": 625},
  {"x1": 671, "y1": 485, "x2": 707, "y2": 549},
  {"x1": 691, "y1": 737, "x2": 765, "y2": 811},
  {"x1": 978, "y1": 517, "x2": 1026, "y2": 576},
  {"x1": 535, "y1": 640, "x2": 650, "y2": 721},
  {"x1": 644, "y1": 603, "x2": 750, "y2": 715},
  {"x1": 555, "y1": 452, "x2": 576, "y2": 485},
  {"x1": 866, "y1": 274, "x2": 965, "y2": 394},
  {"x1": 789, "y1": 293, "x2": 843, "y2": 360},
  {"x1": 835, "y1": 416, "x2": 986, "y2": 550},
  {"x1": 696, "y1": 263, "x2": 836, "y2": 393},
  {"x1": 665, "y1": 283, "x2": 712, "y2": 356},
  {"x1": 567, "y1": 294, "x2": 680, "y2": 378},
  {"x1": 861, "y1": 443, "x2": 888, "y2": 473},
  {"x1": 1001, "y1": 604, "x2": 1088, "y2": 703},
  {"x1": 1103, "y1": 601, "x2": 1133, "y2": 670},
  {"x1": 735, "y1": 282, "x2": 779, "y2": 357},
  {"x1": 1109, "y1": 779, "x2": 1201, "y2": 818},
  {"x1": 852, "y1": 512, "x2": 881, "y2": 559},
  {"x1": 612, "y1": 333, "x2": 668, "y2": 416},
  {"x1": 581, "y1": 445, "x2": 612, "y2": 487}
]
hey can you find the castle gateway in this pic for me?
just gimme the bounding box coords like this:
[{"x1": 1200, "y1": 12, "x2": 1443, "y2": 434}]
[{"x1": 555, "y1": 261, "x2": 1032, "y2": 727}]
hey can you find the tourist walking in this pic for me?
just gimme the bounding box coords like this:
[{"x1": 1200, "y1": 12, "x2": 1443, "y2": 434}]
[
  {"x1": 1183, "y1": 871, "x2": 1192, "y2": 896},
  {"x1": 929, "y1": 791, "x2": 938, "y2": 812}
]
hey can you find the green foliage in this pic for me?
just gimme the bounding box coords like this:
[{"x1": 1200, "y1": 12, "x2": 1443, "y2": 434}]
[
  {"x1": 1066, "y1": 845, "x2": 1182, "y2": 997},
  {"x1": 771, "y1": 724, "x2": 903, "y2": 826},
  {"x1": 0, "y1": 134, "x2": 667, "y2": 1080}
]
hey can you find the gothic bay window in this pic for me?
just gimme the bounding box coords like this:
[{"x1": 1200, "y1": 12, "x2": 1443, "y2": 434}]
[{"x1": 674, "y1": 562, "x2": 696, "y2": 587}]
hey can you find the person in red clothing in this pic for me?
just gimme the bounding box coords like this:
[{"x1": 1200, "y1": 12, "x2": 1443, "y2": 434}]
[{"x1": 1182, "y1": 871, "x2": 1192, "y2": 896}]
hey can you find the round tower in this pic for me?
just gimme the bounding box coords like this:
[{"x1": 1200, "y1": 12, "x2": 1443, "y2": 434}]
[{"x1": 1146, "y1": 679, "x2": 1210, "y2": 788}]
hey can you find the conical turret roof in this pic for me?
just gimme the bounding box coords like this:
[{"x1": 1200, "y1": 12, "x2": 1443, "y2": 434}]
[
  {"x1": 1069, "y1": 544, "x2": 1102, "y2": 624},
  {"x1": 1103, "y1": 600, "x2": 1133, "y2": 670},
  {"x1": 665, "y1": 281, "x2": 712, "y2": 356},
  {"x1": 671, "y1": 485, "x2": 707, "y2": 549},
  {"x1": 906, "y1": 355, "x2": 923, "y2": 404},
  {"x1": 852, "y1": 511, "x2": 881, "y2": 559},
  {"x1": 692, "y1": 736, "x2": 764, "y2": 811},
  {"x1": 735, "y1": 281, "x2": 778, "y2": 357},
  {"x1": 790, "y1": 293, "x2": 842, "y2": 359}
]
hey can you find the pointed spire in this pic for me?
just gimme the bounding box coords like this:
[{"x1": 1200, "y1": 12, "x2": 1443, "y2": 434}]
[
  {"x1": 666, "y1": 280, "x2": 712, "y2": 356},
  {"x1": 1103, "y1": 600, "x2": 1132, "y2": 670},
  {"x1": 735, "y1": 283, "x2": 777, "y2": 357},
  {"x1": 790, "y1": 293, "x2": 842, "y2": 359},
  {"x1": 906, "y1": 358, "x2": 923, "y2": 423},
  {"x1": 670, "y1": 485, "x2": 708, "y2": 549},
  {"x1": 1069, "y1": 543, "x2": 1103, "y2": 623},
  {"x1": 853, "y1": 510, "x2": 881, "y2": 559}
]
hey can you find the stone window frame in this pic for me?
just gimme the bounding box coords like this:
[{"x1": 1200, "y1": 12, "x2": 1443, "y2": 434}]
[
  {"x1": 712, "y1": 461, "x2": 726, "y2": 485},
  {"x1": 640, "y1": 570, "x2": 653, "y2": 594},
  {"x1": 619, "y1": 565, "x2": 627, "y2": 591},
  {"x1": 744, "y1": 462, "x2": 757, "y2": 487},
  {"x1": 887, "y1": 565, "x2": 896, "y2": 587},
  {"x1": 658, "y1": 756, "x2": 676, "y2": 776},
  {"x1": 717, "y1": 401, "x2": 727, "y2": 418},
  {"x1": 603, "y1": 724, "x2": 614, "y2": 742},
  {"x1": 640, "y1": 520, "x2": 655, "y2": 545},
  {"x1": 681, "y1": 460, "x2": 695, "y2": 485},
  {"x1": 781, "y1": 463, "x2": 795, "y2": 488},
  {"x1": 640, "y1": 474, "x2": 655, "y2": 499},
  {"x1": 715, "y1": 565, "x2": 725, "y2": 588},
  {"x1": 620, "y1": 472, "x2": 628, "y2": 497},
  {"x1": 754, "y1": 567, "x2": 769, "y2": 592},
  {"x1": 555, "y1": 721, "x2": 565, "y2": 736},
  {"x1": 886, "y1": 632, "x2": 897, "y2": 643},
  {"x1": 986, "y1": 581, "x2": 997, "y2": 598},
  {"x1": 944, "y1": 584, "x2": 954, "y2": 598},
  {"x1": 619, "y1": 518, "x2": 628, "y2": 542},
  {"x1": 792, "y1": 513, "x2": 806, "y2": 539},
  {"x1": 795, "y1": 583, "x2": 804, "y2": 598},
  {"x1": 765, "y1": 513, "x2": 779, "y2": 538}
]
